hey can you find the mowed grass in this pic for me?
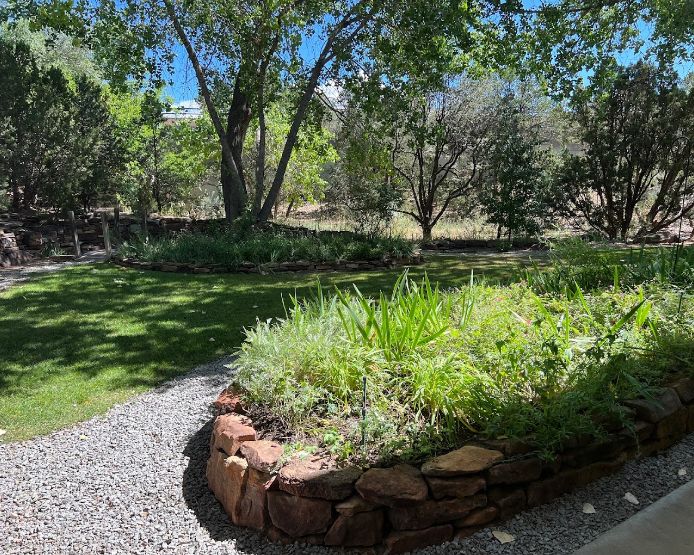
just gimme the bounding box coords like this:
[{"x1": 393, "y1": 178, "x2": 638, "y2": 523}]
[{"x1": 0, "y1": 251, "x2": 540, "y2": 442}]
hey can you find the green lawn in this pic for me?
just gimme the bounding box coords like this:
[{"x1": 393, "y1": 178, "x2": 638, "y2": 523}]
[{"x1": 0, "y1": 252, "x2": 540, "y2": 442}]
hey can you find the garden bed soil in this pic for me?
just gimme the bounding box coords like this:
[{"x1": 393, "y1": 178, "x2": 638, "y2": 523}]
[{"x1": 207, "y1": 379, "x2": 694, "y2": 553}]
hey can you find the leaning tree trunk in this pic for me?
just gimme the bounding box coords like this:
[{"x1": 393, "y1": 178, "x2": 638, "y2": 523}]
[{"x1": 220, "y1": 81, "x2": 251, "y2": 220}]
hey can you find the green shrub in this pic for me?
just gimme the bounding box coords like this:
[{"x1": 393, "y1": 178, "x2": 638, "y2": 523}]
[
  {"x1": 119, "y1": 227, "x2": 414, "y2": 268},
  {"x1": 522, "y1": 239, "x2": 694, "y2": 293},
  {"x1": 233, "y1": 272, "x2": 693, "y2": 463}
]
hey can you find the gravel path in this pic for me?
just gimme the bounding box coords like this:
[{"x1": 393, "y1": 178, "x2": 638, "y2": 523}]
[
  {"x1": 0, "y1": 251, "x2": 109, "y2": 291},
  {"x1": 1, "y1": 357, "x2": 692, "y2": 555}
]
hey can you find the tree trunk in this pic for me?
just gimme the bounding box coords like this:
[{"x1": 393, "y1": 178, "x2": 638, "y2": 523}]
[
  {"x1": 285, "y1": 199, "x2": 295, "y2": 218},
  {"x1": 10, "y1": 178, "x2": 20, "y2": 211},
  {"x1": 253, "y1": 88, "x2": 267, "y2": 217},
  {"x1": 220, "y1": 80, "x2": 251, "y2": 220},
  {"x1": 421, "y1": 222, "x2": 433, "y2": 242}
]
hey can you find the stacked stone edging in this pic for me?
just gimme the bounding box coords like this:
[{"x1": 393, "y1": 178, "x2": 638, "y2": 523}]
[
  {"x1": 114, "y1": 254, "x2": 423, "y2": 275},
  {"x1": 207, "y1": 379, "x2": 694, "y2": 554},
  {"x1": 0, "y1": 226, "x2": 33, "y2": 267}
]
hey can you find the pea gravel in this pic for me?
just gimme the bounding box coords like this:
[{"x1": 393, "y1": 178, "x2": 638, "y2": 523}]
[{"x1": 1, "y1": 356, "x2": 692, "y2": 555}]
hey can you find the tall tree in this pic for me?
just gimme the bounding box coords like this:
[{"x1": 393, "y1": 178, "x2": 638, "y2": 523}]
[
  {"x1": 557, "y1": 63, "x2": 694, "y2": 240},
  {"x1": 16, "y1": 0, "x2": 694, "y2": 222}
]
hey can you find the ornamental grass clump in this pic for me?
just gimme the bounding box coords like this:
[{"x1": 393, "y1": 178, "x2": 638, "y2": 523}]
[{"x1": 234, "y1": 272, "x2": 693, "y2": 463}]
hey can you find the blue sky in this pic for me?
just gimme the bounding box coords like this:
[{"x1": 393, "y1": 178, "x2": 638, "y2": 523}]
[{"x1": 163, "y1": 2, "x2": 694, "y2": 103}]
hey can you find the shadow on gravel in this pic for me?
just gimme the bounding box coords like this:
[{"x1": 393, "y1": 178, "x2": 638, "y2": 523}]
[{"x1": 182, "y1": 418, "x2": 282, "y2": 553}]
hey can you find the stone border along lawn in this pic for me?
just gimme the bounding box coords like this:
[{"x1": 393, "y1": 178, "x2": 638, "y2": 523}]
[
  {"x1": 207, "y1": 381, "x2": 694, "y2": 554},
  {"x1": 114, "y1": 254, "x2": 424, "y2": 274}
]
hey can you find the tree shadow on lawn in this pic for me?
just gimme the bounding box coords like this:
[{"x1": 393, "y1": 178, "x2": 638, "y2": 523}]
[
  {"x1": 0, "y1": 254, "x2": 532, "y2": 393},
  {"x1": 0, "y1": 253, "x2": 536, "y2": 440}
]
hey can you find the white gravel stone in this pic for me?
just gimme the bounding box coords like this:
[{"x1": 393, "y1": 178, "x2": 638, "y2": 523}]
[{"x1": 1, "y1": 356, "x2": 693, "y2": 554}]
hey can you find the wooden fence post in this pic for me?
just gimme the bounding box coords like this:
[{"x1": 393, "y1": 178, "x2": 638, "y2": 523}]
[
  {"x1": 100, "y1": 213, "x2": 112, "y2": 259},
  {"x1": 68, "y1": 210, "x2": 81, "y2": 257}
]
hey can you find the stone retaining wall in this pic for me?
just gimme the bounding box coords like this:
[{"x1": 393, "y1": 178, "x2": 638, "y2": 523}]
[
  {"x1": 0, "y1": 228, "x2": 33, "y2": 267},
  {"x1": 114, "y1": 254, "x2": 423, "y2": 275},
  {"x1": 0, "y1": 212, "x2": 198, "y2": 257},
  {"x1": 207, "y1": 380, "x2": 694, "y2": 554}
]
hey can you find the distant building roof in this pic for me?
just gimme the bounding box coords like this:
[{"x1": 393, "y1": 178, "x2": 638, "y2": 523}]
[{"x1": 162, "y1": 100, "x2": 202, "y2": 121}]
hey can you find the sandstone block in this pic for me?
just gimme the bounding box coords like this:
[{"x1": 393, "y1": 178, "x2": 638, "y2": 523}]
[
  {"x1": 335, "y1": 495, "x2": 379, "y2": 516},
  {"x1": 324, "y1": 510, "x2": 384, "y2": 546},
  {"x1": 355, "y1": 464, "x2": 428, "y2": 507},
  {"x1": 425, "y1": 475, "x2": 486, "y2": 500},
  {"x1": 279, "y1": 456, "x2": 362, "y2": 500},
  {"x1": 487, "y1": 458, "x2": 542, "y2": 485},
  {"x1": 384, "y1": 524, "x2": 453, "y2": 554},
  {"x1": 669, "y1": 378, "x2": 694, "y2": 404},
  {"x1": 206, "y1": 452, "x2": 248, "y2": 522},
  {"x1": 488, "y1": 487, "x2": 525, "y2": 520},
  {"x1": 388, "y1": 495, "x2": 487, "y2": 530},
  {"x1": 455, "y1": 505, "x2": 499, "y2": 527},
  {"x1": 421, "y1": 446, "x2": 503, "y2": 477},
  {"x1": 624, "y1": 388, "x2": 682, "y2": 423},
  {"x1": 213, "y1": 388, "x2": 245, "y2": 415},
  {"x1": 211, "y1": 414, "x2": 256, "y2": 456},
  {"x1": 655, "y1": 407, "x2": 688, "y2": 439},
  {"x1": 267, "y1": 491, "x2": 333, "y2": 537},
  {"x1": 240, "y1": 440, "x2": 283, "y2": 472}
]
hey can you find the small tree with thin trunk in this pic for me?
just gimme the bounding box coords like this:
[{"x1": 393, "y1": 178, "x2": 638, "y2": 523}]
[{"x1": 383, "y1": 81, "x2": 497, "y2": 241}]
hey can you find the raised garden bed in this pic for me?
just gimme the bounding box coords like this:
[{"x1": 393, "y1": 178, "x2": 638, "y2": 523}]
[
  {"x1": 114, "y1": 254, "x2": 423, "y2": 274},
  {"x1": 207, "y1": 382, "x2": 694, "y2": 553}
]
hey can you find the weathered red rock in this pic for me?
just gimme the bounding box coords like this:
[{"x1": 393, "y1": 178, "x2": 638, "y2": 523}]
[
  {"x1": 335, "y1": 495, "x2": 379, "y2": 516},
  {"x1": 211, "y1": 414, "x2": 256, "y2": 456},
  {"x1": 476, "y1": 438, "x2": 532, "y2": 457},
  {"x1": 456, "y1": 505, "x2": 499, "y2": 526},
  {"x1": 214, "y1": 388, "x2": 245, "y2": 415},
  {"x1": 240, "y1": 440, "x2": 283, "y2": 472},
  {"x1": 236, "y1": 475, "x2": 268, "y2": 530},
  {"x1": 655, "y1": 407, "x2": 688, "y2": 439},
  {"x1": 278, "y1": 456, "x2": 362, "y2": 500},
  {"x1": 527, "y1": 455, "x2": 625, "y2": 507},
  {"x1": 388, "y1": 495, "x2": 487, "y2": 530},
  {"x1": 267, "y1": 491, "x2": 333, "y2": 537},
  {"x1": 384, "y1": 524, "x2": 453, "y2": 554},
  {"x1": 624, "y1": 388, "x2": 682, "y2": 423},
  {"x1": 324, "y1": 510, "x2": 384, "y2": 546},
  {"x1": 669, "y1": 378, "x2": 694, "y2": 404},
  {"x1": 487, "y1": 458, "x2": 542, "y2": 485},
  {"x1": 619, "y1": 420, "x2": 655, "y2": 444},
  {"x1": 487, "y1": 487, "x2": 525, "y2": 520},
  {"x1": 421, "y1": 446, "x2": 504, "y2": 477},
  {"x1": 266, "y1": 525, "x2": 292, "y2": 545},
  {"x1": 355, "y1": 464, "x2": 428, "y2": 507},
  {"x1": 206, "y1": 451, "x2": 248, "y2": 522},
  {"x1": 561, "y1": 436, "x2": 629, "y2": 468},
  {"x1": 425, "y1": 475, "x2": 486, "y2": 500}
]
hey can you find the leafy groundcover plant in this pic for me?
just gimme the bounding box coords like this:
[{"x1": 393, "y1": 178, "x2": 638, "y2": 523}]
[
  {"x1": 120, "y1": 226, "x2": 413, "y2": 269},
  {"x1": 234, "y1": 272, "x2": 693, "y2": 464}
]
